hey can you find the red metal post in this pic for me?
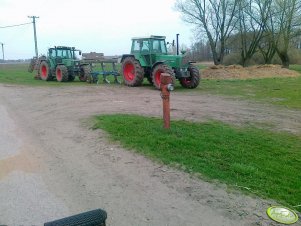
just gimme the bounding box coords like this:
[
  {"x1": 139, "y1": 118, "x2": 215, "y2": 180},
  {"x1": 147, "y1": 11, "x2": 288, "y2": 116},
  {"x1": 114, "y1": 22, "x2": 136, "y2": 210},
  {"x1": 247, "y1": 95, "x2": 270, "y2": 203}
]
[{"x1": 160, "y1": 73, "x2": 173, "y2": 129}]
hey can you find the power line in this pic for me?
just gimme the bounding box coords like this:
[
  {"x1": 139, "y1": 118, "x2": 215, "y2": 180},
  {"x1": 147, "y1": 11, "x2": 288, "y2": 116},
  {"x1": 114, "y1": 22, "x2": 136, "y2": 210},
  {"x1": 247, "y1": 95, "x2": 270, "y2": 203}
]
[{"x1": 0, "y1": 22, "x2": 32, "y2": 29}]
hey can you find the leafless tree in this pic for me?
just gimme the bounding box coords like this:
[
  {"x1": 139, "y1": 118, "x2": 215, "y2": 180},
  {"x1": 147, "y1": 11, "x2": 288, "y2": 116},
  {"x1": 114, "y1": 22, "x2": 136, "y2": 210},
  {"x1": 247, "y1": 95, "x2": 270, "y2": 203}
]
[
  {"x1": 175, "y1": 0, "x2": 239, "y2": 65},
  {"x1": 235, "y1": 0, "x2": 272, "y2": 66},
  {"x1": 188, "y1": 39, "x2": 212, "y2": 61},
  {"x1": 270, "y1": 0, "x2": 301, "y2": 68}
]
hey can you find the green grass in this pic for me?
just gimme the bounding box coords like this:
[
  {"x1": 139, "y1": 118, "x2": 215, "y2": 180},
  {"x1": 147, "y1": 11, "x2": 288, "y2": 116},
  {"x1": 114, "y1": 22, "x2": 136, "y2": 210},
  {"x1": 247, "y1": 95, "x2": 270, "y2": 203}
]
[
  {"x1": 0, "y1": 63, "x2": 86, "y2": 86},
  {"x1": 194, "y1": 62, "x2": 208, "y2": 70},
  {"x1": 0, "y1": 63, "x2": 122, "y2": 86},
  {"x1": 93, "y1": 114, "x2": 301, "y2": 211},
  {"x1": 194, "y1": 76, "x2": 301, "y2": 109}
]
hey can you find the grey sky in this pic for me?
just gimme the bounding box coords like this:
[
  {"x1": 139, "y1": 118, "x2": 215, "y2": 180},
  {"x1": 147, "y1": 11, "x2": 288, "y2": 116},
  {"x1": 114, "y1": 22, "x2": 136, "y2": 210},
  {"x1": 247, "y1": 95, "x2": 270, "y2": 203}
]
[{"x1": 0, "y1": 0, "x2": 195, "y2": 60}]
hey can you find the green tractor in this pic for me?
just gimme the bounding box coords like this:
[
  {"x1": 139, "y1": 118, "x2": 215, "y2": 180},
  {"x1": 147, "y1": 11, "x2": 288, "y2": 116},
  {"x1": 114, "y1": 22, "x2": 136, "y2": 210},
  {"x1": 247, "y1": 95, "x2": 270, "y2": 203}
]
[
  {"x1": 121, "y1": 35, "x2": 200, "y2": 89},
  {"x1": 29, "y1": 46, "x2": 91, "y2": 82}
]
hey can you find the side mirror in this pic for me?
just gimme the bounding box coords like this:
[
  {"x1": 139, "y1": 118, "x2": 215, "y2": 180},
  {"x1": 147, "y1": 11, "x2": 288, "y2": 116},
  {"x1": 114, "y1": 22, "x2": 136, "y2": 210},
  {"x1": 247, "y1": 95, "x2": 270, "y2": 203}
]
[{"x1": 79, "y1": 51, "x2": 82, "y2": 55}]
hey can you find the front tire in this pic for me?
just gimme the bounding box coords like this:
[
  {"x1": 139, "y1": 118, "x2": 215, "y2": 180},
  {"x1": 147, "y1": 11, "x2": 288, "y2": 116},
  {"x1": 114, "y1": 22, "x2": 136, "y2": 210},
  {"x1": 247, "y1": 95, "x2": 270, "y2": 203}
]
[
  {"x1": 179, "y1": 65, "x2": 200, "y2": 89},
  {"x1": 39, "y1": 61, "x2": 52, "y2": 81},
  {"x1": 122, "y1": 57, "x2": 144, "y2": 86},
  {"x1": 152, "y1": 64, "x2": 175, "y2": 90},
  {"x1": 56, "y1": 65, "x2": 68, "y2": 82}
]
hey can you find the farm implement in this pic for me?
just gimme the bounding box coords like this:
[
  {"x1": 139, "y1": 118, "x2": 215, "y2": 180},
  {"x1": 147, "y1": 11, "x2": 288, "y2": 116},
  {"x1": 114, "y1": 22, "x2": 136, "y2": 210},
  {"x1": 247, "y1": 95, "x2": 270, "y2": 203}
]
[
  {"x1": 81, "y1": 52, "x2": 120, "y2": 84},
  {"x1": 28, "y1": 46, "x2": 120, "y2": 83}
]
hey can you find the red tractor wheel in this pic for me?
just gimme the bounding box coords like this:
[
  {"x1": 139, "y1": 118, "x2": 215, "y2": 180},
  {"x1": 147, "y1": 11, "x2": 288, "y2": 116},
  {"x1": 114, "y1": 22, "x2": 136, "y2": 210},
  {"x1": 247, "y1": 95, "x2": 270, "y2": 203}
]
[
  {"x1": 122, "y1": 57, "x2": 144, "y2": 86},
  {"x1": 179, "y1": 65, "x2": 200, "y2": 89},
  {"x1": 79, "y1": 65, "x2": 91, "y2": 82},
  {"x1": 151, "y1": 64, "x2": 175, "y2": 90},
  {"x1": 39, "y1": 61, "x2": 52, "y2": 81},
  {"x1": 56, "y1": 65, "x2": 68, "y2": 82}
]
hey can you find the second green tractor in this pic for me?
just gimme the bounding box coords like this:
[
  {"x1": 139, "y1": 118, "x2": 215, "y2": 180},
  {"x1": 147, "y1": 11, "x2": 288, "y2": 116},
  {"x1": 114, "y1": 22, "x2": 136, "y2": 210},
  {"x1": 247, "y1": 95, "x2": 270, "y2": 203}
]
[
  {"x1": 121, "y1": 35, "x2": 200, "y2": 89},
  {"x1": 29, "y1": 46, "x2": 91, "y2": 82}
]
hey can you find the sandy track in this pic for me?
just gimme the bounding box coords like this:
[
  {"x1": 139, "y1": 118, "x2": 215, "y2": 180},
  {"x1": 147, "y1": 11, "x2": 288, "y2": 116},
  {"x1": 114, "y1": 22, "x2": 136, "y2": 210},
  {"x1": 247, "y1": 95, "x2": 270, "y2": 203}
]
[{"x1": 0, "y1": 84, "x2": 300, "y2": 225}]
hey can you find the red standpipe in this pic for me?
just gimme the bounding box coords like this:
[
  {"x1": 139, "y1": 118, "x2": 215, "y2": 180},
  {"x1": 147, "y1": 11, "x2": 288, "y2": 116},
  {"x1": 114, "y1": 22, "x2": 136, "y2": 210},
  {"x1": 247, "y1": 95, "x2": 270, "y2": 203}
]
[{"x1": 160, "y1": 73, "x2": 174, "y2": 129}]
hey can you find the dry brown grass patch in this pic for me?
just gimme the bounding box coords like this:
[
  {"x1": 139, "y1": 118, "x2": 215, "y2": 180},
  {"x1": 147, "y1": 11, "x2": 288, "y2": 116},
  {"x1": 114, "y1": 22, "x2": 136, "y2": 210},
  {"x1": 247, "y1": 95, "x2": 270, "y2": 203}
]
[{"x1": 202, "y1": 64, "x2": 300, "y2": 79}]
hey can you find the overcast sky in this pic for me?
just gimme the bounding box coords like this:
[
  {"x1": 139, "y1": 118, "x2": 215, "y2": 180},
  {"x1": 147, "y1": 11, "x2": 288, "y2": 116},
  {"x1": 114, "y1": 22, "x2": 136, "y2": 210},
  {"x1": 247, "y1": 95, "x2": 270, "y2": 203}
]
[{"x1": 0, "y1": 0, "x2": 196, "y2": 60}]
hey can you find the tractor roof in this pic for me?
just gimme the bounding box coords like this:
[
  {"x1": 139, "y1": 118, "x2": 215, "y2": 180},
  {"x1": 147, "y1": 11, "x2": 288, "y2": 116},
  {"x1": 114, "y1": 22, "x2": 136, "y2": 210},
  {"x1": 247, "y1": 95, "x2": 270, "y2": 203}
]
[
  {"x1": 53, "y1": 46, "x2": 75, "y2": 49},
  {"x1": 132, "y1": 35, "x2": 166, "y2": 40}
]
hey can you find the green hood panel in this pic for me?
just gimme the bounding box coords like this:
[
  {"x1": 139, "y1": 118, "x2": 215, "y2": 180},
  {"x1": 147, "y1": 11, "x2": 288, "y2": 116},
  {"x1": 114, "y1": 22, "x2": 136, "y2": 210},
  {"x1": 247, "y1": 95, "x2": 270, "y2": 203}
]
[{"x1": 155, "y1": 55, "x2": 183, "y2": 68}]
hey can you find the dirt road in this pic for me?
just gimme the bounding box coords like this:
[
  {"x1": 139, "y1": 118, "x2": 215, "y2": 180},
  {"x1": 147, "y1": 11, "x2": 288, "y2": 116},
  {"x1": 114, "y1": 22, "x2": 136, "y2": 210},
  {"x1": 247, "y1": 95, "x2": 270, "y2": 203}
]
[{"x1": 0, "y1": 84, "x2": 300, "y2": 225}]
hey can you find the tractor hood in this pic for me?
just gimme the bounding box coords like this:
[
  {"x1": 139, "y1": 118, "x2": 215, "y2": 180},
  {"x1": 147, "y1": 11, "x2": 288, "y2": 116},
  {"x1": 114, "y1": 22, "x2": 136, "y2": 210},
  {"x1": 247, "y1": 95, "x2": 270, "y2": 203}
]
[{"x1": 155, "y1": 54, "x2": 187, "y2": 68}]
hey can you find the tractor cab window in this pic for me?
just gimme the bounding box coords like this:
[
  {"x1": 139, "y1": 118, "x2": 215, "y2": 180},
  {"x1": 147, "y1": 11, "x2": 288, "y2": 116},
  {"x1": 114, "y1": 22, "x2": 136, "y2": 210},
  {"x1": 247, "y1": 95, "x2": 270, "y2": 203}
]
[
  {"x1": 57, "y1": 49, "x2": 71, "y2": 58},
  {"x1": 152, "y1": 39, "x2": 167, "y2": 54},
  {"x1": 132, "y1": 40, "x2": 150, "y2": 52},
  {"x1": 50, "y1": 49, "x2": 56, "y2": 58}
]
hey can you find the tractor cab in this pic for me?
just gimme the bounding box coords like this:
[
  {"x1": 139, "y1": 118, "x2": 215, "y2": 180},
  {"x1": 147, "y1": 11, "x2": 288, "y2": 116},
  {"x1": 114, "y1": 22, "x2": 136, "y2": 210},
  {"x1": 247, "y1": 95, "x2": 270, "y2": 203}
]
[
  {"x1": 130, "y1": 36, "x2": 168, "y2": 66},
  {"x1": 131, "y1": 36, "x2": 167, "y2": 54},
  {"x1": 47, "y1": 46, "x2": 81, "y2": 69}
]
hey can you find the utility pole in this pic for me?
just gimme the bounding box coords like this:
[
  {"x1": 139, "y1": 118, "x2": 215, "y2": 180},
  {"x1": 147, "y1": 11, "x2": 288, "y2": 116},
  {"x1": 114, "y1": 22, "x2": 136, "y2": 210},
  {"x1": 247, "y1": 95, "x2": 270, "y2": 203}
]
[
  {"x1": 0, "y1": 42, "x2": 4, "y2": 61},
  {"x1": 28, "y1": 16, "x2": 39, "y2": 57}
]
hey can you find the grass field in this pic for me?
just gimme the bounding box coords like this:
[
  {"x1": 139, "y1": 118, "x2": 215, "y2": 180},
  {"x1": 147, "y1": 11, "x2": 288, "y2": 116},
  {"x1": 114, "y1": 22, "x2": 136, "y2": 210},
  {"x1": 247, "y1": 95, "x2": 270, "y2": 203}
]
[
  {"x1": 93, "y1": 114, "x2": 301, "y2": 211},
  {"x1": 177, "y1": 64, "x2": 301, "y2": 109},
  {"x1": 196, "y1": 76, "x2": 301, "y2": 109},
  {"x1": 0, "y1": 63, "x2": 121, "y2": 86},
  {"x1": 0, "y1": 63, "x2": 85, "y2": 86}
]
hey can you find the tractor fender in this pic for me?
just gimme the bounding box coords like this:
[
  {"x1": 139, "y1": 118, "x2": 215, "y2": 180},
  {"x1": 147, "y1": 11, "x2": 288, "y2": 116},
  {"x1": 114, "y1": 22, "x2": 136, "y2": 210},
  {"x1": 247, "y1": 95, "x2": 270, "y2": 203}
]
[
  {"x1": 121, "y1": 54, "x2": 135, "y2": 63},
  {"x1": 151, "y1": 61, "x2": 166, "y2": 70}
]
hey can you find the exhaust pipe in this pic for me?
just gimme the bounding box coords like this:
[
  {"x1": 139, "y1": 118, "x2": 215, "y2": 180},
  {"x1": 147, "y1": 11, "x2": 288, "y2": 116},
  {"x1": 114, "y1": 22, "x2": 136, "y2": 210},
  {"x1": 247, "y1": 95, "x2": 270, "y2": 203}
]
[{"x1": 176, "y1": 34, "x2": 179, "y2": 55}]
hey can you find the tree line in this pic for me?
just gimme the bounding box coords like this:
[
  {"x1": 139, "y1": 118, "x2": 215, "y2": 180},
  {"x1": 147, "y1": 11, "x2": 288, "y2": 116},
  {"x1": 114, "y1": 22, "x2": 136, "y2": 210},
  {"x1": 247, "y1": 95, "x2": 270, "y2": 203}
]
[{"x1": 176, "y1": 0, "x2": 301, "y2": 67}]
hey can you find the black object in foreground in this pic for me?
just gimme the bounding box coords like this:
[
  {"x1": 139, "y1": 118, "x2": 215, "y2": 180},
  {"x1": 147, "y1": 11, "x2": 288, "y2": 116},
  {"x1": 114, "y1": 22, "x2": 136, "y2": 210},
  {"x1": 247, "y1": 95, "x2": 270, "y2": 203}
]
[{"x1": 44, "y1": 209, "x2": 107, "y2": 226}]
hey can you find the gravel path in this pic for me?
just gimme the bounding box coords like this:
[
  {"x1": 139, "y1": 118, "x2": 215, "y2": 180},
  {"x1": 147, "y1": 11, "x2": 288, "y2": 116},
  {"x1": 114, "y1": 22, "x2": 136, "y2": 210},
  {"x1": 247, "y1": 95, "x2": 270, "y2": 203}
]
[{"x1": 1, "y1": 84, "x2": 300, "y2": 225}]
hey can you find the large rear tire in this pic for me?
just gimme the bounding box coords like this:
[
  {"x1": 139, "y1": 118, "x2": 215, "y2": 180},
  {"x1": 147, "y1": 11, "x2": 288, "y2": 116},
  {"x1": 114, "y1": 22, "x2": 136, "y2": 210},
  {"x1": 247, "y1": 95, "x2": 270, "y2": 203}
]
[
  {"x1": 122, "y1": 57, "x2": 144, "y2": 86},
  {"x1": 152, "y1": 64, "x2": 175, "y2": 90},
  {"x1": 39, "y1": 61, "x2": 53, "y2": 81},
  {"x1": 79, "y1": 65, "x2": 90, "y2": 82},
  {"x1": 179, "y1": 65, "x2": 200, "y2": 89},
  {"x1": 56, "y1": 65, "x2": 68, "y2": 82}
]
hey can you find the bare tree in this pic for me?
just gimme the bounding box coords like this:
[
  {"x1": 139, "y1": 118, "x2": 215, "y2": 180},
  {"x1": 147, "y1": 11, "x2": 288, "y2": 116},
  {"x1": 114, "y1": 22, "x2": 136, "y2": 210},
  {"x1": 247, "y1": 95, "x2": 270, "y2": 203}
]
[
  {"x1": 235, "y1": 0, "x2": 272, "y2": 66},
  {"x1": 175, "y1": 0, "x2": 239, "y2": 65},
  {"x1": 188, "y1": 39, "x2": 212, "y2": 61},
  {"x1": 270, "y1": 0, "x2": 301, "y2": 68}
]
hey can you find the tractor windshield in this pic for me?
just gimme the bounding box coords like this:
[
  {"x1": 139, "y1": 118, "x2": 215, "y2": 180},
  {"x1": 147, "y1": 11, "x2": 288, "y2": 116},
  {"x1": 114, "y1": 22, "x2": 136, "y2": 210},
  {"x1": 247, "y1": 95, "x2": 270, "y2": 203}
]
[
  {"x1": 57, "y1": 49, "x2": 72, "y2": 58},
  {"x1": 152, "y1": 39, "x2": 167, "y2": 54},
  {"x1": 132, "y1": 40, "x2": 150, "y2": 52}
]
